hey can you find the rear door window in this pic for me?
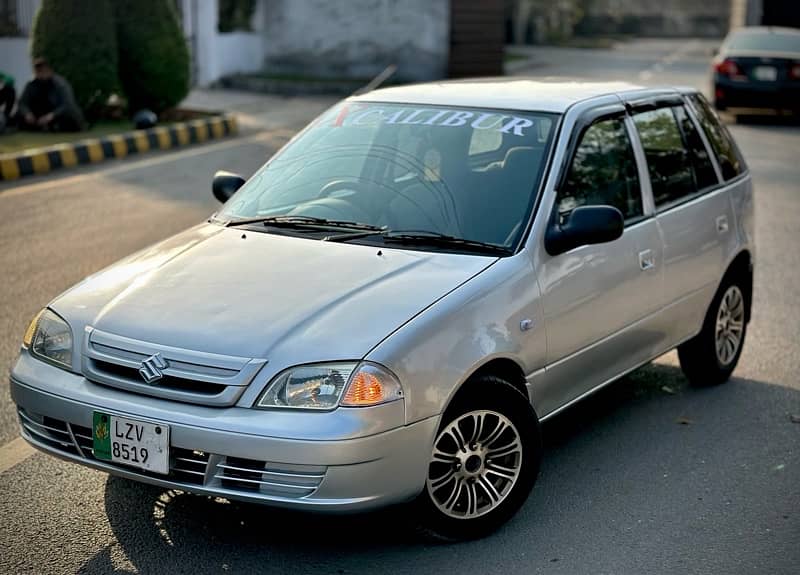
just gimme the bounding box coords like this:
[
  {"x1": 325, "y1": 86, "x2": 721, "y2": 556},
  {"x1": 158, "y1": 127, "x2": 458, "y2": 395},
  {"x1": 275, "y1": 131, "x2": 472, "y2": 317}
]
[
  {"x1": 557, "y1": 116, "x2": 643, "y2": 224},
  {"x1": 633, "y1": 107, "x2": 696, "y2": 208},
  {"x1": 688, "y1": 94, "x2": 745, "y2": 181}
]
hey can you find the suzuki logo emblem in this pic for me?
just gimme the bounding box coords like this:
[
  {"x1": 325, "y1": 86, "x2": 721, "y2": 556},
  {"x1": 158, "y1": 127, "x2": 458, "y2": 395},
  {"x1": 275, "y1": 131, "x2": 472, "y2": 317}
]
[{"x1": 139, "y1": 353, "x2": 168, "y2": 383}]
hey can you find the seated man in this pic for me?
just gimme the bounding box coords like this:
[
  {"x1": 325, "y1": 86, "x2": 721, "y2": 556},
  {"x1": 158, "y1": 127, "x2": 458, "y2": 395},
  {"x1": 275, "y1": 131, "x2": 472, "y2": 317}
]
[{"x1": 17, "y1": 58, "x2": 85, "y2": 132}]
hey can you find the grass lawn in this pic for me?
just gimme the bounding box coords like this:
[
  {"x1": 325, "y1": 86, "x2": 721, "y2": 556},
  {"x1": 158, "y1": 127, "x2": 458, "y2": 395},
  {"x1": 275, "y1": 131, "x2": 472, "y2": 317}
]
[
  {"x1": 504, "y1": 52, "x2": 529, "y2": 63},
  {"x1": 0, "y1": 120, "x2": 137, "y2": 154}
]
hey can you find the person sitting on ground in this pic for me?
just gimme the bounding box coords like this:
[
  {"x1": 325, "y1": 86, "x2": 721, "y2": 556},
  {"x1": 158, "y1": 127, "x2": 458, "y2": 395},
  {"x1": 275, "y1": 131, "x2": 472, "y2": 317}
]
[
  {"x1": 0, "y1": 70, "x2": 15, "y2": 127},
  {"x1": 17, "y1": 57, "x2": 85, "y2": 132}
]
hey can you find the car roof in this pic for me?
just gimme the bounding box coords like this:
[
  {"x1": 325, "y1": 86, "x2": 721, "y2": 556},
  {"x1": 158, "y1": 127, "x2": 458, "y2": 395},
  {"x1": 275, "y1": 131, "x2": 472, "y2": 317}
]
[
  {"x1": 728, "y1": 26, "x2": 800, "y2": 37},
  {"x1": 350, "y1": 78, "x2": 681, "y2": 114},
  {"x1": 721, "y1": 26, "x2": 800, "y2": 58}
]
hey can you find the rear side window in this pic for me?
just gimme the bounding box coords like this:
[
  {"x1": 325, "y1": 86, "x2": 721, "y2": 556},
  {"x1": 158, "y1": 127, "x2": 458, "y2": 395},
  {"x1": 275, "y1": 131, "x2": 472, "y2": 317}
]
[
  {"x1": 673, "y1": 105, "x2": 719, "y2": 191},
  {"x1": 557, "y1": 116, "x2": 643, "y2": 223},
  {"x1": 633, "y1": 108, "x2": 696, "y2": 207},
  {"x1": 689, "y1": 94, "x2": 744, "y2": 181}
]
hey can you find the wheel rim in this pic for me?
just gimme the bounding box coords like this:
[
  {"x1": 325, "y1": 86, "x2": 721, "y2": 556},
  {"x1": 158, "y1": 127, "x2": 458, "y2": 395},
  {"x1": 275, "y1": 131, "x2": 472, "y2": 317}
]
[
  {"x1": 715, "y1": 285, "x2": 745, "y2": 366},
  {"x1": 426, "y1": 410, "x2": 523, "y2": 519}
]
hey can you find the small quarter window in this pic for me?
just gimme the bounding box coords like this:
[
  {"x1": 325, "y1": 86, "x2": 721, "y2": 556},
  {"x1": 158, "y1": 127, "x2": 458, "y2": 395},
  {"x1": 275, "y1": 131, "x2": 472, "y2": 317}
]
[
  {"x1": 558, "y1": 116, "x2": 642, "y2": 223},
  {"x1": 633, "y1": 107, "x2": 696, "y2": 207},
  {"x1": 674, "y1": 105, "x2": 718, "y2": 191},
  {"x1": 689, "y1": 94, "x2": 744, "y2": 181}
]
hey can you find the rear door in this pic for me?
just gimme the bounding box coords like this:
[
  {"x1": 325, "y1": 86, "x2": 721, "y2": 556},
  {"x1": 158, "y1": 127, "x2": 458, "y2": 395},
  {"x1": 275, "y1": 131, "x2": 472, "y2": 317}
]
[{"x1": 628, "y1": 95, "x2": 736, "y2": 348}]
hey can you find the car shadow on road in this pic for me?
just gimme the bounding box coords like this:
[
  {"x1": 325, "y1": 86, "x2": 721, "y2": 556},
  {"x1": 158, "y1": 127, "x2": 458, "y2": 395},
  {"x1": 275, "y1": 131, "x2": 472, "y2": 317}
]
[{"x1": 79, "y1": 362, "x2": 800, "y2": 575}]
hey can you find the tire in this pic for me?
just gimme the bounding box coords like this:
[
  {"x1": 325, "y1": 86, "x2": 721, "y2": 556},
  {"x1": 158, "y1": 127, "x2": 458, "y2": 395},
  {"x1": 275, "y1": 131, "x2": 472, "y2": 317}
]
[
  {"x1": 678, "y1": 274, "x2": 749, "y2": 386},
  {"x1": 412, "y1": 375, "x2": 541, "y2": 542}
]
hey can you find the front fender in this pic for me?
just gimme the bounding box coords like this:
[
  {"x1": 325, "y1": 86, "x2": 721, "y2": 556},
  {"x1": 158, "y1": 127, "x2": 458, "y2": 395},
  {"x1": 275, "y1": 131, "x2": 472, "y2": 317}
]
[{"x1": 366, "y1": 252, "x2": 546, "y2": 424}]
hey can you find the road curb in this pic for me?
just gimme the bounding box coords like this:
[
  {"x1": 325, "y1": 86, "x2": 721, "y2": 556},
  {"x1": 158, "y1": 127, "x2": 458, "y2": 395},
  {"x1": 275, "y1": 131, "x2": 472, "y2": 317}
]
[{"x1": 0, "y1": 113, "x2": 238, "y2": 181}]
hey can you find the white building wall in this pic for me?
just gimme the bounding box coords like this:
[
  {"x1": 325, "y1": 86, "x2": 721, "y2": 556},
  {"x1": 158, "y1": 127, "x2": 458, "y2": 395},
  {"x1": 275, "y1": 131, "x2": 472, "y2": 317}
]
[
  {"x1": 185, "y1": 0, "x2": 266, "y2": 87},
  {"x1": 0, "y1": 37, "x2": 32, "y2": 85},
  {"x1": 0, "y1": 0, "x2": 43, "y2": 85},
  {"x1": 259, "y1": 0, "x2": 450, "y2": 81}
]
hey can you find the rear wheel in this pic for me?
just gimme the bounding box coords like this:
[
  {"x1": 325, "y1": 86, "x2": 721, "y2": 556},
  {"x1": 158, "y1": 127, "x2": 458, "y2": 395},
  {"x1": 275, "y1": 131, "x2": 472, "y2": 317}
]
[
  {"x1": 678, "y1": 276, "x2": 748, "y2": 386},
  {"x1": 413, "y1": 376, "x2": 541, "y2": 541}
]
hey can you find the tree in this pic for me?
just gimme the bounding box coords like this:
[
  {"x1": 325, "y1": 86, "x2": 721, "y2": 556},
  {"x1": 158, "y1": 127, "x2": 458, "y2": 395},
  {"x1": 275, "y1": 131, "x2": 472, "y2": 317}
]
[
  {"x1": 114, "y1": 0, "x2": 190, "y2": 114},
  {"x1": 30, "y1": 0, "x2": 118, "y2": 117}
]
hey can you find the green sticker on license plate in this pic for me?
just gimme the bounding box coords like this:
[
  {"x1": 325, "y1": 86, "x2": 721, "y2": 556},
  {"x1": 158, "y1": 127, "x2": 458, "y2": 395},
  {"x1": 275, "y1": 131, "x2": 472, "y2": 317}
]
[{"x1": 93, "y1": 411, "x2": 112, "y2": 460}]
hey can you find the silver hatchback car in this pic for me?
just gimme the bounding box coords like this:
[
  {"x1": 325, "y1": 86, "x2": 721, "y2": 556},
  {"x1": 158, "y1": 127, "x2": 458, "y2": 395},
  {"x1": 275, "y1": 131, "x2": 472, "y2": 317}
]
[{"x1": 11, "y1": 80, "x2": 753, "y2": 540}]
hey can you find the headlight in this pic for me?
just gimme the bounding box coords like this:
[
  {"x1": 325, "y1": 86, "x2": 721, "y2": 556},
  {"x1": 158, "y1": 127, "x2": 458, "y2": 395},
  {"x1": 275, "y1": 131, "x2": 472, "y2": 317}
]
[
  {"x1": 23, "y1": 309, "x2": 73, "y2": 369},
  {"x1": 257, "y1": 362, "x2": 403, "y2": 410}
]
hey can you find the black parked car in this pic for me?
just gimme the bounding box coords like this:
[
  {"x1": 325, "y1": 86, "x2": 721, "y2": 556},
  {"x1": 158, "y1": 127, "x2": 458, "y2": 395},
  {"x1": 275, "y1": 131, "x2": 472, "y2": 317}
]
[{"x1": 712, "y1": 26, "x2": 800, "y2": 115}]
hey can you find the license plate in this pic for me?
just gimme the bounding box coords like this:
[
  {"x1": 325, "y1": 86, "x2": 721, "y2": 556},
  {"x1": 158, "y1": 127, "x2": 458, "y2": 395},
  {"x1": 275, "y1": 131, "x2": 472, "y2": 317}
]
[
  {"x1": 753, "y1": 66, "x2": 777, "y2": 81},
  {"x1": 92, "y1": 412, "x2": 169, "y2": 474}
]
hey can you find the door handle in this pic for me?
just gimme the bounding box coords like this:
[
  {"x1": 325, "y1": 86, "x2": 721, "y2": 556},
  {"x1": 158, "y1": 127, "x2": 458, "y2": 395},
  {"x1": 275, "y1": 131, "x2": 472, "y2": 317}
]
[
  {"x1": 716, "y1": 215, "x2": 729, "y2": 234},
  {"x1": 639, "y1": 249, "x2": 655, "y2": 271}
]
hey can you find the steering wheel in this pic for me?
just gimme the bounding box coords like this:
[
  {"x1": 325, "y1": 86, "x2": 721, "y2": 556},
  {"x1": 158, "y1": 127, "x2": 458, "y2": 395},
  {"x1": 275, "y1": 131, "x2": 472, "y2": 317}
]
[{"x1": 318, "y1": 179, "x2": 374, "y2": 199}]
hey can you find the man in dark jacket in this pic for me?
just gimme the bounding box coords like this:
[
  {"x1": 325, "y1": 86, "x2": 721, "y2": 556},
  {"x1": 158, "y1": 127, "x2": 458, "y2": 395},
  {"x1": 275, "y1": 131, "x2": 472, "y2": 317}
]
[{"x1": 18, "y1": 58, "x2": 85, "y2": 132}]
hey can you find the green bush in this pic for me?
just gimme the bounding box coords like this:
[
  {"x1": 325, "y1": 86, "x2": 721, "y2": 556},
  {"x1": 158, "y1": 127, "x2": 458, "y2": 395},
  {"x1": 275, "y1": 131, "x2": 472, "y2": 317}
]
[
  {"x1": 114, "y1": 0, "x2": 190, "y2": 114},
  {"x1": 30, "y1": 0, "x2": 119, "y2": 117}
]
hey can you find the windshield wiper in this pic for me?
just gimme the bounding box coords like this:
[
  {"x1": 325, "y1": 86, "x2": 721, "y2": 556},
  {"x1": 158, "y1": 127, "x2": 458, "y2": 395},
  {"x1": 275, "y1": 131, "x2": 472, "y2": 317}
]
[
  {"x1": 324, "y1": 228, "x2": 511, "y2": 256},
  {"x1": 383, "y1": 231, "x2": 512, "y2": 255},
  {"x1": 226, "y1": 215, "x2": 384, "y2": 232}
]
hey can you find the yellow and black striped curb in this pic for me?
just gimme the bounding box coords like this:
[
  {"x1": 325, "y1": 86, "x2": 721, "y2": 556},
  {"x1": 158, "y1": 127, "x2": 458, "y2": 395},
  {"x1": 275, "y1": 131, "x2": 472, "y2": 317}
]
[{"x1": 0, "y1": 114, "x2": 238, "y2": 181}]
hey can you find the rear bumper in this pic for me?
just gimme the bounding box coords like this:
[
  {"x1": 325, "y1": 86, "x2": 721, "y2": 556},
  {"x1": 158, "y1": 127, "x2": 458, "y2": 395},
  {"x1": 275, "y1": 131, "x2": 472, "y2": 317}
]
[
  {"x1": 714, "y1": 79, "x2": 800, "y2": 110},
  {"x1": 10, "y1": 359, "x2": 438, "y2": 512}
]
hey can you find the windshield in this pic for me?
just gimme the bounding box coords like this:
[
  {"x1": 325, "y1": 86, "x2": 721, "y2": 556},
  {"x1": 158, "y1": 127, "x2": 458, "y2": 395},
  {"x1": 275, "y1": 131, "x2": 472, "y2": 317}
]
[
  {"x1": 218, "y1": 102, "x2": 557, "y2": 249},
  {"x1": 726, "y1": 30, "x2": 800, "y2": 53}
]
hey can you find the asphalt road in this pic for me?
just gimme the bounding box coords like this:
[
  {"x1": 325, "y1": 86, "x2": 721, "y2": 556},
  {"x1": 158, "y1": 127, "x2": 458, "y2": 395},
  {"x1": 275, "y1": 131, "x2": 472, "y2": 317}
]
[{"x1": 1, "y1": 39, "x2": 798, "y2": 575}]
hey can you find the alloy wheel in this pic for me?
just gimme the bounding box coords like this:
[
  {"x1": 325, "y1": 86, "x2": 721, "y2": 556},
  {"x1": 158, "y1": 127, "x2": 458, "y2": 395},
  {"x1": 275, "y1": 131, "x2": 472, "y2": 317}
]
[
  {"x1": 715, "y1": 285, "x2": 745, "y2": 366},
  {"x1": 426, "y1": 410, "x2": 523, "y2": 519}
]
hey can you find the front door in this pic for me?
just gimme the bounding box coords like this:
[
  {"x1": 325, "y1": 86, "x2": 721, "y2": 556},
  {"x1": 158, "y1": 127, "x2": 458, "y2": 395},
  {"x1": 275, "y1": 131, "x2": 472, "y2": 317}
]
[{"x1": 534, "y1": 112, "x2": 663, "y2": 417}]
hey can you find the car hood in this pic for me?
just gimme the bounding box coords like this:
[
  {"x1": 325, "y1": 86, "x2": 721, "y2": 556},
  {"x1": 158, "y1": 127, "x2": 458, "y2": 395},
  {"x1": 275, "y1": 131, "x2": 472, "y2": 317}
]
[{"x1": 53, "y1": 224, "x2": 495, "y2": 362}]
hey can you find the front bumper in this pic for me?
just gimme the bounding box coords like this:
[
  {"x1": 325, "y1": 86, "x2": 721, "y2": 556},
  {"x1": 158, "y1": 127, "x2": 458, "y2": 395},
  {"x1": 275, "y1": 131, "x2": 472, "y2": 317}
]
[{"x1": 10, "y1": 356, "x2": 438, "y2": 512}]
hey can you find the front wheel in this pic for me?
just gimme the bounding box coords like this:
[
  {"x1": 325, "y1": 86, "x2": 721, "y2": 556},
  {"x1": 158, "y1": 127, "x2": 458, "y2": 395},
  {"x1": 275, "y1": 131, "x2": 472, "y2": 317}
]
[
  {"x1": 678, "y1": 277, "x2": 748, "y2": 386},
  {"x1": 413, "y1": 376, "x2": 541, "y2": 541}
]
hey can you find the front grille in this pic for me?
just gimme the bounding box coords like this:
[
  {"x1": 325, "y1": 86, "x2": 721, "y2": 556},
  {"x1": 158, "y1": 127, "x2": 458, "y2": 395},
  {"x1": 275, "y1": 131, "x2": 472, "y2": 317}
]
[
  {"x1": 81, "y1": 327, "x2": 266, "y2": 407},
  {"x1": 172, "y1": 448, "x2": 210, "y2": 484},
  {"x1": 18, "y1": 410, "x2": 80, "y2": 456},
  {"x1": 215, "y1": 457, "x2": 326, "y2": 498},
  {"x1": 92, "y1": 360, "x2": 227, "y2": 396},
  {"x1": 71, "y1": 422, "x2": 94, "y2": 453},
  {"x1": 18, "y1": 409, "x2": 326, "y2": 498}
]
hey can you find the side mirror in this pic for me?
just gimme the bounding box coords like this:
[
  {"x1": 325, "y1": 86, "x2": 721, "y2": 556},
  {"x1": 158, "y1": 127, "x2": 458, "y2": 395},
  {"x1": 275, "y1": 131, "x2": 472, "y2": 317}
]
[
  {"x1": 545, "y1": 205, "x2": 624, "y2": 256},
  {"x1": 212, "y1": 170, "x2": 246, "y2": 203}
]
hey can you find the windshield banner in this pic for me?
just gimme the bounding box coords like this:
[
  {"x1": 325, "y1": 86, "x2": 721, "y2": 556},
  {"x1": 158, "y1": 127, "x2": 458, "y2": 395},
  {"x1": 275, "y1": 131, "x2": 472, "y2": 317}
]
[{"x1": 325, "y1": 104, "x2": 535, "y2": 137}]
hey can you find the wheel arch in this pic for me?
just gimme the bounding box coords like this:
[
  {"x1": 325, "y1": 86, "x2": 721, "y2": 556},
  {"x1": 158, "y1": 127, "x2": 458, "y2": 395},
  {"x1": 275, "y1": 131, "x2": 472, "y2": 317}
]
[
  {"x1": 439, "y1": 356, "x2": 531, "y2": 420},
  {"x1": 721, "y1": 249, "x2": 753, "y2": 323}
]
